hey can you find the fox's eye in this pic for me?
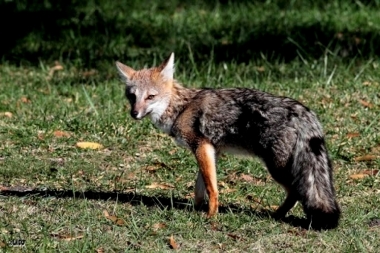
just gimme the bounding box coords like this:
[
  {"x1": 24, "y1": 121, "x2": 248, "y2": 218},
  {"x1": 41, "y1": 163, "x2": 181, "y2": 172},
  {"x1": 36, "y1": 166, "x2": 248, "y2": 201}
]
[{"x1": 146, "y1": 95, "x2": 155, "y2": 100}]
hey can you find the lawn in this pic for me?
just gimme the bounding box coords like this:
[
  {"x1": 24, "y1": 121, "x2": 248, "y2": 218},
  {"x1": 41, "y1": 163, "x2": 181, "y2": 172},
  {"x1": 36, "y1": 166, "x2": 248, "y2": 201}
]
[{"x1": 0, "y1": 0, "x2": 379, "y2": 252}]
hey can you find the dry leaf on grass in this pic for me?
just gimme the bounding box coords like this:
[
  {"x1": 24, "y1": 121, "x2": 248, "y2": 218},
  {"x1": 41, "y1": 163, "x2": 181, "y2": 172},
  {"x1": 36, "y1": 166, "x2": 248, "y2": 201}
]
[
  {"x1": 95, "y1": 247, "x2": 105, "y2": 253},
  {"x1": 362, "y1": 169, "x2": 379, "y2": 176},
  {"x1": 240, "y1": 173, "x2": 255, "y2": 183},
  {"x1": 346, "y1": 132, "x2": 360, "y2": 139},
  {"x1": 362, "y1": 81, "x2": 372, "y2": 86},
  {"x1": 76, "y1": 142, "x2": 103, "y2": 150},
  {"x1": 1, "y1": 112, "x2": 12, "y2": 118},
  {"x1": 184, "y1": 193, "x2": 195, "y2": 199},
  {"x1": 145, "y1": 161, "x2": 171, "y2": 172},
  {"x1": 62, "y1": 235, "x2": 84, "y2": 241},
  {"x1": 350, "y1": 173, "x2": 368, "y2": 180},
  {"x1": 82, "y1": 69, "x2": 97, "y2": 77},
  {"x1": 47, "y1": 64, "x2": 64, "y2": 80},
  {"x1": 270, "y1": 205, "x2": 279, "y2": 210},
  {"x1": 371, "y1": 145, "x2": 380, "y2": 153},
  {"x1": 287, "y1": 228, "x2": 308, "y2": 236},
  {"x1": 0, "y1": 185, "x2": 34, "y2": 192},
  {"x1": 20, "y1": 97, "x2": 31, "y2": 103},
  {"x1": 358, "y1": 99, "x2": 374, "y2": 108},
  {"x1": 51, "y1": 233, "x2": 84, "y2": 241},
  {"x1": 168, "y1": 235, "x2": 178, "y2": 249},
  {"x1": 37, "y1": 132, "x2": 45, "y2": 140},
  {"x1": 227, "y1": 233, "x2": 245, "y2": 241},
  {"x1": 0, "y1": 186, "x2": 9, "y2": 191},
  {"x1": 53, "y1": 130, "x2": 71, "y2": 138},
  {"x1": 103, "y1": 210, "x2": 125, "y2": 226},
  {"x1": 354, "y1": 155, "x2": 377, "y2": 162},
  {"x1": 152, "y1": 223, "x2": 166, "y2": 231},
  {"x1": 145, "y1": 182, "x2": 175, "y2": 190},
  {"x1": 220, "y1": 188, "x2": 237, "y2": 194}
]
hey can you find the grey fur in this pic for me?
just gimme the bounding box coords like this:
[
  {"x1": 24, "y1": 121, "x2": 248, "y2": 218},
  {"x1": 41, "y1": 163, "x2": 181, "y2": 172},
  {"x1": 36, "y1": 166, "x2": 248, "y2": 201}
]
[{"x1": 165, "y1": 88, "x2": 340, "y2": 229}]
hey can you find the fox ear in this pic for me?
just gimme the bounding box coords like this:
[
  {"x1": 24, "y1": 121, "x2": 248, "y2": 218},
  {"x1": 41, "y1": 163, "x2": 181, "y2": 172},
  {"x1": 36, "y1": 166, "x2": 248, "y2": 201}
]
[
  {"x1": 115, "y1": 61, "x2": 135, "y2": 81},
  {"x1": 158, "y1": 52, "x2": 175, "y2": 80}
]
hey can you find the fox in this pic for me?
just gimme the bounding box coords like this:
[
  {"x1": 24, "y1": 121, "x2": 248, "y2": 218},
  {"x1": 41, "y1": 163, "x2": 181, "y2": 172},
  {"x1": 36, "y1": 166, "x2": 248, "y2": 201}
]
[{"x1": 115, "y1": 53, "x2": 341, "y2": 229}]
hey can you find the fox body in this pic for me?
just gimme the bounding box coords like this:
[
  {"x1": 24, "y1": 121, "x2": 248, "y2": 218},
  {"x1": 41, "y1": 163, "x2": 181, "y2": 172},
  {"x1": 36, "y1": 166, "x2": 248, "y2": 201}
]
[{"x1": 116, "y1": 53, "x2": 341, "y2": 229}]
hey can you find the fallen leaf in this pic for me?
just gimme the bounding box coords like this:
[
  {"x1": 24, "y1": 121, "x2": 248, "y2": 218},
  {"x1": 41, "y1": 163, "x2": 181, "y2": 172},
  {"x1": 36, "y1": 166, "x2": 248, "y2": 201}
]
[
  {"x1": 227, "y1": 233, "x2": 245, "y2": 241},
  {"x1": 372, "y1": 145, "x2": 380, "y2": 154},
  {"x1": 103, "y1": 210, "x2": 125, "y2": 226},
  {"x1": 0, "y1": 185, "x2": 33, "y2": 192},
  {"x1": 354, "y1": 155, "x2": 377, "y2": 162},
  {"x1": 1, "y1": 112, "x2": 12, "y2": 118},
  {"x1": 169, "y1": 149, "x2": 177, "y2": 155},
  {"x1": 152, "y1": 223, "x2": 166, "y2": 231},
  {"x1": 218, "y1": 181, "x2": 228, "y2": 188},
  {"x1": 62, "y1": 235, "x2": 84, "y2": 241},
  {"x1": 0, "y1": 241, "x2": 6, "y2": 248},
  {"x1": 362, "y1": 81, "x2": 372, "y2": 86},
  {"x1": 146, "y1": 165, "x2": 160, "y2": 172},
  {"x1": 47, "y1": 64, "x2": 64, "y2": 79},
  {"x1": 38, "y1": 132, "x2": 45, "y2": 140},
  {"x1": 53, "y1": 130, "x2": 71, "y2": 138},
  {"x1": 287, "y1": 228, "x2": 307, "y2": 236},
  {"x1": 349, "y1": 174, "x2": 368, "y2": 180},
  {"x1": 115, "y1": 218, "x2": 125, "y2": 226},
  {"x1": 82, "y1": 69, "x2": 97, "y2": 77},
  {"x1": 152, "y1": 161, "x2": 172, "y2": 170},
  {"x1": 103, "y1": 210, "x2": 111, "y2": 218},
  {"x1": 270, "y1": 205, "x2": 279, "y2": 210},
  {"x1": 220, "y1": 188, "x2": 237, "y2": 194},
  {"x1": 145, "y1": 182, "x2": 175, "y2": 190},
  {"x1": 95, "y1": 247, "x2": 105, "y2": 253},
  {"x1": 168, "y1": 235, "x2": 178, "y2": 249},
  {"x1": 20, "y1": 97, "x2": 31, "y2": 103},
  {"x1": 210, "y1": 221, "x2": 222, "y2": 231},
  {"x1": 184, "y1": 193, "x2": 195, "y2": 199},
  {"x1": 76, "y1": 142, "x2": 103, "y2": 150},
  {"x1": 246, "y1": 195, "x2": 262, "y2": 204},
  {"x1": 240, "y1": 173, "x2": 255, "y2": 183},
  {"x1": 362, "y1": 170, "x2": 379, "y2": 176},
  {"x1": 0, "y1": 186, "x2": 9, "y2": 191},
  {"x1": 51, "y1": 232, "x2": 84, "y2": 241},
  {"x1": 346, "y1": 132, "x2": 360, "y2": 139},
  {"x1": 358, "y1": 99, "x2": 373, "y2": 108}
]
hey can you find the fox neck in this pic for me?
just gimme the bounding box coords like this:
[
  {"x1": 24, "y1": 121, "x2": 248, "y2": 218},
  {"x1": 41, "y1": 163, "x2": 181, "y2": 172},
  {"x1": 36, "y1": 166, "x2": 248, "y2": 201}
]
[{"x1": 152, "y1": 81, "x2": 199, "y2": 134}]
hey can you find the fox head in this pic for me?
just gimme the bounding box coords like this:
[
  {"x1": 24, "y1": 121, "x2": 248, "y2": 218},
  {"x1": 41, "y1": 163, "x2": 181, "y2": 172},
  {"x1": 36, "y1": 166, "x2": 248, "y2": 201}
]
[{"x1": 116, "y1": 53, "x2": 175, "y2": 122}]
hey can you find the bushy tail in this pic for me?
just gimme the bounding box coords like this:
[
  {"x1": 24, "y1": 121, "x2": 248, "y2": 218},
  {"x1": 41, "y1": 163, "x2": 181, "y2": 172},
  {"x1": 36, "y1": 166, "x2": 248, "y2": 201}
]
[{"x1": 293, "y1": 135, "x2": 341, "y2": 230}]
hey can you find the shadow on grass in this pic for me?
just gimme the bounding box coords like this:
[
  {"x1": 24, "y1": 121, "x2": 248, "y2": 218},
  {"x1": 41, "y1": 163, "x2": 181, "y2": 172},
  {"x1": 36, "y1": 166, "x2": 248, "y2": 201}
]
[
  {"x1": 1, "y1": 187, "x2": 314, "y2": 229},
  {"x1": 1, "y1": 0, "x2": 380, "y2": 67}
]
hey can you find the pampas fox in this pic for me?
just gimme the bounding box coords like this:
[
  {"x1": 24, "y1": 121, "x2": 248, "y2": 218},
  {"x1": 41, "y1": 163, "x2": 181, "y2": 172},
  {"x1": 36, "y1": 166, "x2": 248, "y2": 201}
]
[{"x1": 115, "y1": 53, "x2": 341, "y2": 229}]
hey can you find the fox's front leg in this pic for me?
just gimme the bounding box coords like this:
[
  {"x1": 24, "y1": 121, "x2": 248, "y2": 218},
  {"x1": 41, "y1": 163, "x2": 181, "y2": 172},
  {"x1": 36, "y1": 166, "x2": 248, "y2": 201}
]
[{"x1": 194, "y1": 141, "x2": 218, "y2": 218}]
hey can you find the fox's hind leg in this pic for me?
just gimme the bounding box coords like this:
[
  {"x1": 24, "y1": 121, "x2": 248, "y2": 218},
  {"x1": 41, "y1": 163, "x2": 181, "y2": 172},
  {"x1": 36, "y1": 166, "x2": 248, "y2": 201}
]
[
  {"x1": 273, "y1": 188, "x2": 298, "y2": 219},
  {"x1": 194, "y1": 170, "x2": 207, "y2": 207}
]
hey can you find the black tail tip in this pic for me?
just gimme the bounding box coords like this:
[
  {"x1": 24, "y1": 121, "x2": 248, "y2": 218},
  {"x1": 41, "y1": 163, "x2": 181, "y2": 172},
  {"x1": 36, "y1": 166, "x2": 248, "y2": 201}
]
[{"x1": 306, "y1": 208, "x2": 341, "y2": 230}]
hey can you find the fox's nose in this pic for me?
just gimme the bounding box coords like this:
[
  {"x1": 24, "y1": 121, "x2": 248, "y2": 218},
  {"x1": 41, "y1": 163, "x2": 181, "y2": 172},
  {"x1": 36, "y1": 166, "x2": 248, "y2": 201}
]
[{"x1": 131, "y1": 110, "x2": 139, "y2": 119}]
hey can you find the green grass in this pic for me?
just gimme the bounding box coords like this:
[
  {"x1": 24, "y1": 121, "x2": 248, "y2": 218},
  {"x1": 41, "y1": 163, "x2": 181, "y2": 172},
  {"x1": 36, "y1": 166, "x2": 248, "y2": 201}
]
[
  {"x1": 1, "y1": 0, "x2": 380, "y2": 252},
  {"x1": 2, "y1": 0, "x2": 380, "y2": 67}
]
